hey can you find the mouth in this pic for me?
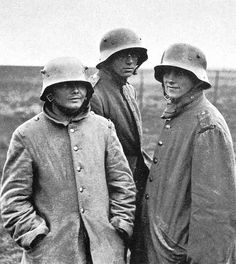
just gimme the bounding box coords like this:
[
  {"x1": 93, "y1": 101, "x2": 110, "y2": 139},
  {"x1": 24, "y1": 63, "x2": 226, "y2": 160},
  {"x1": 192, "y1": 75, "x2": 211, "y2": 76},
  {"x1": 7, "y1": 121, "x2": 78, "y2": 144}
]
[
  {"x1": 69, "y1": 97, "x2": 83, "y2": 101},
  {"x1": 167, "y1": 86, "x2": 180, "y2": 90},
  {"x1": 123, "y1": 68, "x2": 134, "y2": 72}
]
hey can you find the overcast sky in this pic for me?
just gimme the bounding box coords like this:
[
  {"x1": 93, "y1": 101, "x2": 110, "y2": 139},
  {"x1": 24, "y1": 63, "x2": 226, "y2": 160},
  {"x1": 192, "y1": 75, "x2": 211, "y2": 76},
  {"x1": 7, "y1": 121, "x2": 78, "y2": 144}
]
[{"x1": 1, "y1": 0, "x2": 236, "y2": 70}]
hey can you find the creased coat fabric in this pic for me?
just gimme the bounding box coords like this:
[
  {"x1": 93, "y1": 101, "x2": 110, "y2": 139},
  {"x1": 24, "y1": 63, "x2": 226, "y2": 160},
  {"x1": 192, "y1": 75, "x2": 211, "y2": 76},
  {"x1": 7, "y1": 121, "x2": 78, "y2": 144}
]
[
  {"x1": 90, "y1": 69, "x2": 150, "y2": 195},
  {"x1": 133, "y1": 93, "x2": 236, "y2": 264},
  {"x1": 90, "y1": 69, "x2": 150, "y2": 258},
  {"x1": 0, "y1": 108, "x2": 136, "y2": 264}
]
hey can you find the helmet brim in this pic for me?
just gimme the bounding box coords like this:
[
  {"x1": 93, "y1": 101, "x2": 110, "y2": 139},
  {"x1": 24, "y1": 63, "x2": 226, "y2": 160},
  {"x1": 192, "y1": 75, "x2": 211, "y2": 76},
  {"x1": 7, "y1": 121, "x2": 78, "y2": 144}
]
[
  {"x1": 154, "y1": 65, "x2": 211, "y2": 89},
  {"x1": 96, "y1": 47, "x2": 148, "y2": 69},
  {"x1": 40, "y1": 80, "x2": 94, "y2": 101}
]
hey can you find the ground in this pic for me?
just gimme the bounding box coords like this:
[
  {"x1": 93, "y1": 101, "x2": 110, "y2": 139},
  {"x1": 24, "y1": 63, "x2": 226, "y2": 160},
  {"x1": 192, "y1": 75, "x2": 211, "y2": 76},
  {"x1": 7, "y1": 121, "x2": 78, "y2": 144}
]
[{"x1": 0, "y1": 66, "x2": 235, "y2": 263}]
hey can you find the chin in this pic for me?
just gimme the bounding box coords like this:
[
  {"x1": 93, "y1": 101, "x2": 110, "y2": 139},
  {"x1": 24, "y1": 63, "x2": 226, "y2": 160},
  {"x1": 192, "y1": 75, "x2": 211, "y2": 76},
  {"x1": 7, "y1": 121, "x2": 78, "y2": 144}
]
[
  {"x1": 67, "y1": 104, "x2": 83, "y2": 110},
  {"x1": 122, "y1": 73, "x2": 133, "y2": 78}
]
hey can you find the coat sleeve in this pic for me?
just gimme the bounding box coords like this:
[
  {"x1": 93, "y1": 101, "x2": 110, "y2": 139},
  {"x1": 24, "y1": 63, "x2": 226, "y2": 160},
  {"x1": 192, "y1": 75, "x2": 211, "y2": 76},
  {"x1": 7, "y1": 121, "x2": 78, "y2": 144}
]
[
  {"x1": 90, "y1": 92, "x2": 105, "y2": 116},
  {"x1": 105, "y1": 121, "x2": 136, "y2": 238},
  {"x1": 0, "y1": 130, "x2": 49, "y2": 249},
  {"x1": 187, "y1": 125, "x2": 236, "y2": 264}
]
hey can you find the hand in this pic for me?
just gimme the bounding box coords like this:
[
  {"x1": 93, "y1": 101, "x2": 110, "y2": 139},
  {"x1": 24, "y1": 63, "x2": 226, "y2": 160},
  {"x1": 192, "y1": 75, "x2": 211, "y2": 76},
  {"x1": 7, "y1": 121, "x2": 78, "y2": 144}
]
[
  {"x1": 29, "y1": 234, "x2": 46, "y2": 249},
  {"x1": 116, "y1": 228, "x2": 129, "y2": 243}
]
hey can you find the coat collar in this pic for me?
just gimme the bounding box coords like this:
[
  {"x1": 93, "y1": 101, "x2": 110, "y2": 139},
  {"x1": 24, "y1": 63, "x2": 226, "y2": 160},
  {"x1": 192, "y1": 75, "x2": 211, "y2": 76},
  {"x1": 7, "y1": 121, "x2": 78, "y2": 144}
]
[
  {"x1": 98, "y1": 68, "x2": 128, "y2": 87},
  {"x1": 43, "y1": 103, "x2": 91, "y2": 126},
  {"x1": 161, "y1": 88, "x2": 204, "y2": 119}
]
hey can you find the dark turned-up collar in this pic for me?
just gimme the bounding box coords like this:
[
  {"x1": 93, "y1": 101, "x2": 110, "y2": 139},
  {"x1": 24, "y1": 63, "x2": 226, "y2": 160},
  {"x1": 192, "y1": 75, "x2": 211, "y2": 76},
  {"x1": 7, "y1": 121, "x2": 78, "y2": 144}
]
[
  {"x1": 161, "y1": 85, "x2": 204, "y2": 119},
  {"x1": 43, "y1": 102, "x2": 90, "y2": 126},
  {"x1": 98, "y1": 68, "x2": 129, "y2": 87}
]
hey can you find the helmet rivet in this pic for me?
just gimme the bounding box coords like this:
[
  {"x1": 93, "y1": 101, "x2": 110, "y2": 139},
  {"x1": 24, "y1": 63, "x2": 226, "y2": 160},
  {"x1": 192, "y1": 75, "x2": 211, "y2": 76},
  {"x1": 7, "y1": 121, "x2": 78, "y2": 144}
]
[
  {"x1": 40, "y1": 57, "x2": 93, "y2": 101},
  {"x1": 97, "y1": 28, "x2": 147, "y2": 69},
  {"x1": 154, "y1": 43, "x2": 211, "y2": 89}
]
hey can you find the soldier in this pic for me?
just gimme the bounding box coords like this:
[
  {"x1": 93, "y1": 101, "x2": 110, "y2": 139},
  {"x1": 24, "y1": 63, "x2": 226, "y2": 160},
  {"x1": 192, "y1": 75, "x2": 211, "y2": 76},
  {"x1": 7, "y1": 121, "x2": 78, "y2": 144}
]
[
  {"x1": 132, "y1": 43, "x2": 236, "y2": 264},
  {"x1": 0, "y1": 57, "x2": 136, "y2": 264},
  {"x1": 90, "y1": 29, "x2": 151, "y2": 256}
]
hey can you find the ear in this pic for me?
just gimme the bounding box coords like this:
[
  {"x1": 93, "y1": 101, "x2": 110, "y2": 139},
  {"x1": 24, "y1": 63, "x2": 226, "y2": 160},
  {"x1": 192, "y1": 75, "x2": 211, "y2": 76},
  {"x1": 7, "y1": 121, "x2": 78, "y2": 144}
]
[{"x1": 46, "y1": 93, "x2": 54, "y2": 102}]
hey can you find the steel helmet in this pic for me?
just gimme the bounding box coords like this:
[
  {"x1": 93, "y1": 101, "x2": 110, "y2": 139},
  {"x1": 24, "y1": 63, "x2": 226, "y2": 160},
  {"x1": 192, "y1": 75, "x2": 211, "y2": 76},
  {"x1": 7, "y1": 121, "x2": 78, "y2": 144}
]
[
  {"x1": 154, "y1": 43, "x2": 211, "y2": 89},
  {"x1": 96, "y1": 28, "x2": 148, "y2": 69},
  {"x1": 40, "y1": 57, "x2": 93, "y2": 101}
]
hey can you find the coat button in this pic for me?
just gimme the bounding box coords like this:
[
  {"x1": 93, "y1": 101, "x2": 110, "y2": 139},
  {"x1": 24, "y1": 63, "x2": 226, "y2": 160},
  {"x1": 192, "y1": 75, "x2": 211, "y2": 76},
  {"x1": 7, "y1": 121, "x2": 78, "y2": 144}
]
[
  {"x1": 70, "y1": 128, "x2": 75, "y2": 133},
  {"x1": 165, "y1": 124, "x2": 171, "y2": 129},
  {"x1": 73, "y1": 146, "x2": 78, "y2": 151},
  {"x1": 79, "y1": 187, "x2": 83, "y2": 192},
  {"x1": 158, "y1": 141, "x2": 163, "y2": 146},
  {"x1": 81, "y1": 208, "x2": 85, "y2": 213},
  {"x1": 153, "y1": 157, "x2": 158, "y2": 164},
  {"x1": 145, "y1": 194, "x2": 149, "y2": 200},
  {"x1": 149, "y1": 176, "x2": 153, "y2": 182},
  {"x1": 77, "y1": 166, "x2": 82, "y2": 172}
]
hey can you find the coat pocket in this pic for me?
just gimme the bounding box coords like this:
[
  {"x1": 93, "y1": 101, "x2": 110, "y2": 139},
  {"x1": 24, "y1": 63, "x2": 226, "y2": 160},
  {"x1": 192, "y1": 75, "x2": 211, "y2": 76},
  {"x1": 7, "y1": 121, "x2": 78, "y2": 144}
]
[{"x1": 153, "y1": 225, "x2": 188, "y2": 263}]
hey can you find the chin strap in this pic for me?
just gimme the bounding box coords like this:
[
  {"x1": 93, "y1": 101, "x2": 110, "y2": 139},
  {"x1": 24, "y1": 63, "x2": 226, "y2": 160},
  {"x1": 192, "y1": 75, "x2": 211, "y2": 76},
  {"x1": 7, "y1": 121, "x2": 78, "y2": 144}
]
[{"x1": 46, "y1": 93, "x2": 54, "y2": 102}]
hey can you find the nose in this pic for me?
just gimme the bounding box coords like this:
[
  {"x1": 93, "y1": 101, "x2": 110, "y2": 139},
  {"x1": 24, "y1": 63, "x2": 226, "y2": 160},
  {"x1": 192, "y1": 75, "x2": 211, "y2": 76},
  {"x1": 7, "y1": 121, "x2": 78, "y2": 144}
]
[
  {"x1": 125, "y1": 54, "x2": 134, "y2": 64},
  {"x1": 71, "y1": 85, "x2": 79, "y2": 94},
  {"x1": 164, "y1": 71, "x2": 176, "y2": 84}
]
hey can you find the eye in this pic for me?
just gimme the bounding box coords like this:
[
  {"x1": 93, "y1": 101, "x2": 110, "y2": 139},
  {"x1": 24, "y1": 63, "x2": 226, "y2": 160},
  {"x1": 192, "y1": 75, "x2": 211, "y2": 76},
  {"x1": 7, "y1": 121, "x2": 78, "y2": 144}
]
[
  {"x1": 118, "y1": 50, "x2": 139, "y2": 60},
  {"x1": 176, "y1": 70, "x2": 184, "y2": 77},
  {"x1": 129, "y1": 51, "x2": 139, "y2": 60},
  {"x1": 164, "y1": 69, "x2": 172, "y2": 75},
  {"x1": 60, "y1": 84, "x2": 69, "y2": 89}
]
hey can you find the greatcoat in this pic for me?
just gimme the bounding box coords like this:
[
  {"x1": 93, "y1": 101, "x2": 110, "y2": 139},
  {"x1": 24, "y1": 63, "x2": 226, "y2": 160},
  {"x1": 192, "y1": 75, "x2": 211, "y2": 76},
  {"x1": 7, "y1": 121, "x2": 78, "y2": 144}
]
[
  {"x1": 132, "y1": 91, "x2": 236, "y2": 264},
  {"x1": 90, "y1": 68, "x2": 150, "y2": 196},
  {"x1": 0, "y1": 106, "x2": 136, "y2": 264},
  {"x1": 90, "y1": 69, "x2": 151, "y2": 256}
]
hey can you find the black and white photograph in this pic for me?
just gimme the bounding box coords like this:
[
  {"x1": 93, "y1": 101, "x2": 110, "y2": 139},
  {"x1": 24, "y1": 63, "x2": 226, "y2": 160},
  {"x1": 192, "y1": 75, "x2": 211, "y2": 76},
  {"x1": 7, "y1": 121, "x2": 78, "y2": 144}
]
[{"x1": 0, "y1": 0, "x2": 236, "y2": 263}]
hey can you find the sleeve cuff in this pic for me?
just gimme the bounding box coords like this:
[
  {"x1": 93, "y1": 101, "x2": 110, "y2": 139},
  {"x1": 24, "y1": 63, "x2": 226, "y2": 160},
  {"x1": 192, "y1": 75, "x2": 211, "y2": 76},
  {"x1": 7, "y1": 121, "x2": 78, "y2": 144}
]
[
  {"x1": 110, "y1": 217, "x2": 133, "y2": 238},
  {"x1": 16, "y1": 221, "x2": 49, "y2": 249}
]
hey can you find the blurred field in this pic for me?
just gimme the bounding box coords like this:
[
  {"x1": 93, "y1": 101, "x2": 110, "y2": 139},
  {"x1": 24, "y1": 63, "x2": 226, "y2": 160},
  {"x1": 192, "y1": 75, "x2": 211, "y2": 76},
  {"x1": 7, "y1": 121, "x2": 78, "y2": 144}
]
[
  {"x1": 130, "y1": 68, "x2": 236, "y2": 156},
  {"x1": 0, "y1": 66, "x2": 236, "y2": 263}
]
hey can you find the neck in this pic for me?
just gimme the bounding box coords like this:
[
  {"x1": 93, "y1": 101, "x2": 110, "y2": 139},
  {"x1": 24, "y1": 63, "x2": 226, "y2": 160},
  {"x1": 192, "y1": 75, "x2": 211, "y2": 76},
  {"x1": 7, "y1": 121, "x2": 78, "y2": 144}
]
[
  {"x1": 102, "y1": 66, "x2": 128, "y2": 84},
  {"x1": 51, "y1": 103, "x2": 83, "y2": 121}
]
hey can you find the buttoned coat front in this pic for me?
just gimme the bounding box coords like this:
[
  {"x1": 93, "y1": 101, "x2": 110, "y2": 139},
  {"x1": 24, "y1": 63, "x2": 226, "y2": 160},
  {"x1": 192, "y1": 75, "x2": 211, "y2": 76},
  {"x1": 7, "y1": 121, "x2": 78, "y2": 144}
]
[
  {"x1": 0, "y1": 109, "x2": 136, "y2": 264},
  {"x1": 133, "y1": 93, "x2": 236, "y2": 264},
  {"x1": 90, "y1": 69, "x2": 150, "y2": 195}
]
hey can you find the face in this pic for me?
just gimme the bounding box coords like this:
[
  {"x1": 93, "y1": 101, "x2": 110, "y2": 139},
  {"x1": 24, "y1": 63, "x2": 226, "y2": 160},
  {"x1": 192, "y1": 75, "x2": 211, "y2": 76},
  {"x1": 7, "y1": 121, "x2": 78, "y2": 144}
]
[
  {"x1": 163, "y1": 68, "x2": 195, "y2": 99},
  {"x1": 109, "y1": 49, "x2": 139, "y2": 78},
  {"x1": 51, "y1": 81, "x2": 87, "y2": 112}
]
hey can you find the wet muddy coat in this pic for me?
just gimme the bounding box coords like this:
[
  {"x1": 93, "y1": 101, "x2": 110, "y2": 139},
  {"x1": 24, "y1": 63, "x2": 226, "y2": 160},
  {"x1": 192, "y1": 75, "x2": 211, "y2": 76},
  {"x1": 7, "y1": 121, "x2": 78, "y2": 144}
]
[
  {"x1": 0, "y1": 108, "x2": 136, "y2": 264},
  {"x1": 90, "y1": 69, "x2": 151, "y2": 257},
  {"x1": 133, "y1": 92, "x2": 236, "y2": 264},
  {"x1": 90, "y1": 68, "x2": 150, "y2": 195}
]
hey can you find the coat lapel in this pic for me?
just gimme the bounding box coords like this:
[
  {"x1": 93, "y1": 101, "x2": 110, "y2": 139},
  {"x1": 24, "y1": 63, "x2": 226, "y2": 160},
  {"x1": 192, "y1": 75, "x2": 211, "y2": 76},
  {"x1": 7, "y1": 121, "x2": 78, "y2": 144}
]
[{"x1": 122, "y1": 83, "x2": 143, "y2": 140}]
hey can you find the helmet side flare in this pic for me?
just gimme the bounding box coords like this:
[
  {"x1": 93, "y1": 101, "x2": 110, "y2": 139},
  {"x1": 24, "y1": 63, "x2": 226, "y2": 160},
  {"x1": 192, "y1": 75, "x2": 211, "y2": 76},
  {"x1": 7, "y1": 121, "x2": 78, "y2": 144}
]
[
  {"x1": 154, "y1": 43, "x2": 211, "y2": 89},
  {"x1": 40, "y1": 57, "x2": 94, "y2": 101},
  {"x1": 96, "y1": 28, "x2": 148, "y2": 69}
]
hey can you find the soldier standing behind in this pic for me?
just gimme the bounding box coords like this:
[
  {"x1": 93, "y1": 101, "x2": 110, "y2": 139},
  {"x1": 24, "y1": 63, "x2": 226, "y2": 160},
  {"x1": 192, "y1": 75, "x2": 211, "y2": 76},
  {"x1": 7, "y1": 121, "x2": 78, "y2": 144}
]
[
  {"x1": 132, "y1": 43, "x2": 236, "y2": 264},
  {"x1": 0, "y1": 57, "x2": 136, "y2": 264},
  {"x1": 90, "y1": 28, "x2": 151, "y2": 260}
]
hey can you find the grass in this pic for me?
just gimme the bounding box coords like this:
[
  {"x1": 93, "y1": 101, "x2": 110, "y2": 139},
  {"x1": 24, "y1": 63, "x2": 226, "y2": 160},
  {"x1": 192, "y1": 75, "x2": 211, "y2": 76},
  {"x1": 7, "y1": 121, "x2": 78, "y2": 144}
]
[{"x1": 0, "y1": 66, "x2": 236, "y2": 262}]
